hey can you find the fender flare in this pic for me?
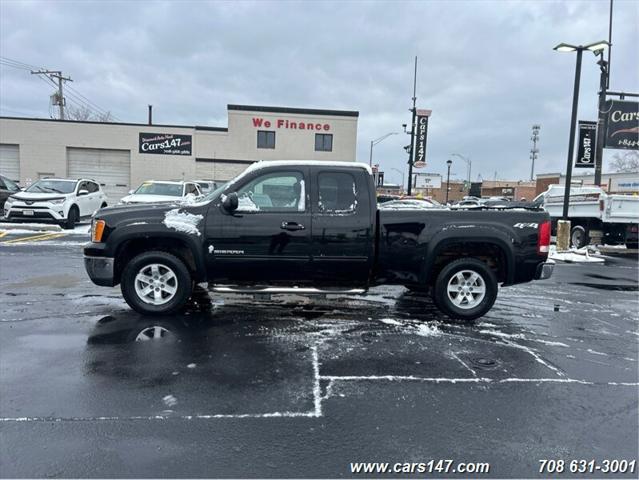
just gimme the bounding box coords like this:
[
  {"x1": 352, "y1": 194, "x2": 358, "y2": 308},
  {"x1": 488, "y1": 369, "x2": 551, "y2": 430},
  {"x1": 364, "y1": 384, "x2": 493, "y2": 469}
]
[
  {"x1": 110, "y1": 228, "x2": 207, "y2": 282},
  {"x1": 421, "y1": 232, "x2": 515, "y2": 285}
]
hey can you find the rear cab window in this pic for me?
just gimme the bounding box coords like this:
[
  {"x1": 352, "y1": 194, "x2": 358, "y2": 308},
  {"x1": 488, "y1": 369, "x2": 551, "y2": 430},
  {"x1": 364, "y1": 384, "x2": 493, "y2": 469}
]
[{"x1": 316, "y1": 171, "x2": 358, "y2": 215}]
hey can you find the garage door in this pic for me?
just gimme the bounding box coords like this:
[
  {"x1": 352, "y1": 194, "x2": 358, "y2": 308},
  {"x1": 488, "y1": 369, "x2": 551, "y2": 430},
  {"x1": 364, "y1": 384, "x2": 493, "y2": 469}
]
[
  {"x1": 67, "y1": 147, "x2": 130, "y2": 203},
  {"x1": 0, "y1": 144, "x2": 20, "y2": 183}
]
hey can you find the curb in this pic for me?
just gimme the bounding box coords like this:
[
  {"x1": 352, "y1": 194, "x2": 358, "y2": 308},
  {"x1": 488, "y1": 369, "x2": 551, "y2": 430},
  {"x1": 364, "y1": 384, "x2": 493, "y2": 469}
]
[{"x1": 0, "y1": 222, "x2": 63, "y2": 232}]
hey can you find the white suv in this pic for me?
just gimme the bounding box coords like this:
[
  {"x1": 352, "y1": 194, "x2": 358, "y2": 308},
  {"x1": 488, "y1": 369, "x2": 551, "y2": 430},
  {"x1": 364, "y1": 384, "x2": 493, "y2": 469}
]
[
  {"x1": 120, "y1": 180, "x2": 202, "y2": 204},
  {"x1": 4, "y1": 178, "x2": 107, "y2": 229}
]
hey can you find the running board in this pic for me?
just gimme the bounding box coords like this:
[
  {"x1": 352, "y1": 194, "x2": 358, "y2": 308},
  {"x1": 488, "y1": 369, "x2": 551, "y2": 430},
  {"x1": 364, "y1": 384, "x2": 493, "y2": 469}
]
[{"x1": 212, "y1": 286, "x2": 366, "y2": 295}]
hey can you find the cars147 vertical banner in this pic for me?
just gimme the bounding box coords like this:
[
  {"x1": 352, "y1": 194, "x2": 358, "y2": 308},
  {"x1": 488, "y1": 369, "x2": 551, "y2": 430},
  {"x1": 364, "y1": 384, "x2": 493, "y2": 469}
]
[
  {"x1": 604, "y1": 100, "x2": 639, "y2": 150},
  {"x1": 575, "y1": 120, "x2": 597, "y2": 168},
  {"x1": 414, "y1": 109, "x2": 432, "y2": 166}
]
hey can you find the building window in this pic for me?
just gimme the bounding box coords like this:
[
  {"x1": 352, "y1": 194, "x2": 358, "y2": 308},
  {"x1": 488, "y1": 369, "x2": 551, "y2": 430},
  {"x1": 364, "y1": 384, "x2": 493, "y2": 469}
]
[
  {"x1": 257, "y1": 130, "x2": 276, "y2": 149},
  {"x1": 315, "y1": 133, "x2": 333, "y2": 152}
]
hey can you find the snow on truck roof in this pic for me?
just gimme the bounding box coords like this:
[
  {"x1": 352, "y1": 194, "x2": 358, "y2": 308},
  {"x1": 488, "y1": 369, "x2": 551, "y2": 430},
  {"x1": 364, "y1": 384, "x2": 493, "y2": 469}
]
[{"x1": 247, "y1": 160, "x2": 372, "y2": 175}]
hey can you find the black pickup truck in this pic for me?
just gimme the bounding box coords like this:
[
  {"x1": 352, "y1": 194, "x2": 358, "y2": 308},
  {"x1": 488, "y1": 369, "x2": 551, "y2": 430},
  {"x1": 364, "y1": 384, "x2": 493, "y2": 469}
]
[{"x1": 84, "y1": 161, "x2": 553, "y2": 320}]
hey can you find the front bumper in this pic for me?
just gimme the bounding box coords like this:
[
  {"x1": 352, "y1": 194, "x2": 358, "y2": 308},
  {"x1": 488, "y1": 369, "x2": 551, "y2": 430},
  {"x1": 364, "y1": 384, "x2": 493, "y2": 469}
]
[
  {"x1": 4, "y1": 202, "x2": 66, "y2": 221},
  {"x1": 535, "y1": 262, "x2": 554, "y2": 280},
  {"x1": 84, "y1": 255, "x2": 116, "y2": 287}
]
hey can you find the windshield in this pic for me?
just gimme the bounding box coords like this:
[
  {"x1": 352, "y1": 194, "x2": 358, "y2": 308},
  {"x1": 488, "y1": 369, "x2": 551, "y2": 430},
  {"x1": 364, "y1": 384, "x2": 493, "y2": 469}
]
[
  {"x1": 134, "y1": 182, "x2": 183, "y2": 196},
  {"x1": 26, "y1": 179, "x2": 76, "y2": 194},
  {"x1": 200, "y1": 182, "x2": 228, "y2": 202}
]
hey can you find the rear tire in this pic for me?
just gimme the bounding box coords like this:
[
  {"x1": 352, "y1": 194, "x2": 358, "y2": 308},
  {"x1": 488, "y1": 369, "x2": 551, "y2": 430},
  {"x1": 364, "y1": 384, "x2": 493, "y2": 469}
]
[
  {"x1": 570, "y1": 225, "x2": 589, "y2": 249},
  {"x1": 121, "y1": 251, "x2": 192, "y2": 315},
  {"x1": 63, "y1": 205, "x2": 79, "y2": 229},
  {"x1": 433, "y1": 258, "x2": 498, "y2": 321}
]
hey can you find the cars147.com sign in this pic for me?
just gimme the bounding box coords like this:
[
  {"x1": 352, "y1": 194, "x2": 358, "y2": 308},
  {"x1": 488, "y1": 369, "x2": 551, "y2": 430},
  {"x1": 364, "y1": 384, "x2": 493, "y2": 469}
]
[{"x1": 139, "y1": 133, "x2": 192, "y2": 155}]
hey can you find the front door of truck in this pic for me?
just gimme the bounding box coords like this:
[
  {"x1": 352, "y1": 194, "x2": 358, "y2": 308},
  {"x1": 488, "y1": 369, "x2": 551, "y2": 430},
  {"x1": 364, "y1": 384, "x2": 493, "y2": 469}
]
[
  {"x1": 310, "y1": 168, "x2": 373, "y2": 286},
  {"x1": 205, "y1": 168, "x2": 312, "y2": 284}
]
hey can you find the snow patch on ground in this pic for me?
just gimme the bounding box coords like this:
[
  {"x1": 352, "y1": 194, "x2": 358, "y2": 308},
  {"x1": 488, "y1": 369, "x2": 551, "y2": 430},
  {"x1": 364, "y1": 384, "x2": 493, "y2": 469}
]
[
  {"x1": 549, "y1": 245, "x2": 605, "y2": 263},
  {"x1": 163, "y1": 209, "x2": 203, "y2": 236},
  {"x1": 379, "y1": 318, "x2": 403, "y2": 326}
]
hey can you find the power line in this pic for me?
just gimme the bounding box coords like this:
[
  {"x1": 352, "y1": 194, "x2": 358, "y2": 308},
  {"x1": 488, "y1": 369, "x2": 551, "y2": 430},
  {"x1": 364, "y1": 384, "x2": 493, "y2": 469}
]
[
  {"x1": 1, "y1": 55, "x2": 119, "y2": 121},
  {"x1": 30, "y1": 69, "x2": 73, "y2": 120}
]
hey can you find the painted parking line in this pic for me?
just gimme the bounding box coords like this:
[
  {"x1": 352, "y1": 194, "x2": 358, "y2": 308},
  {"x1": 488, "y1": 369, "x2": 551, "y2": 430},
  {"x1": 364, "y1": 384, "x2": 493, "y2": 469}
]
[{"x1": 1, "y1": 232, "x2": 67, "y2": 244}]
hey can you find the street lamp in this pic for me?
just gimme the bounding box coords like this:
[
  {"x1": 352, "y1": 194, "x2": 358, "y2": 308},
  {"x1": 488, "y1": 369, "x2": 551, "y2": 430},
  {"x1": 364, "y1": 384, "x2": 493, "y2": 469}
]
[
  {"x1": 391, "y1": 167, "x2": 404, "y2": 192},
  {"x1": 369, "y1": 132, "x2": 398, "y2": 167},
  {"x1": 451, "y1": 153, "x2": 471, "y2": 192},
  {"x1": 553, "y1": 40, "x2": 610, "y2": 220},
  {"x1": 445, "y1": 159, "x2": 452, "y2": 204}
]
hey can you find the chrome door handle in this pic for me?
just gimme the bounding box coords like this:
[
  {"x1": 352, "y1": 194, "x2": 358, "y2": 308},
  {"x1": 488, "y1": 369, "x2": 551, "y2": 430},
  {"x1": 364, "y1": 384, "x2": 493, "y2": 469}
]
[{"x1": 280, "y1": 222, "x2": 305, "y2": 231}]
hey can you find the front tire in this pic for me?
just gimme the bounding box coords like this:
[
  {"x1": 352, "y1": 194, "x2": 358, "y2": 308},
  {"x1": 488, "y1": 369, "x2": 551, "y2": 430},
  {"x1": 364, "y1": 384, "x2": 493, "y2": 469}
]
[
  {"x1": 63, "y1": 205, "x2": 79, "y2": 229},
  {"x1": 121, "y1": 251, "x2": 192, "y2": 315},
  {"x1": 433, "y1": 258, "x2": 498, "y2": 321}
]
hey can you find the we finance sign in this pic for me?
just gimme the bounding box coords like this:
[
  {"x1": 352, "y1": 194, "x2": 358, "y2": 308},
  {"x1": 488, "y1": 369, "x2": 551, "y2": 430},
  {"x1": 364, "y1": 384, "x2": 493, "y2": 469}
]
[{"x1": 252, "y1": 117, "x2": 331, "y2": 131}]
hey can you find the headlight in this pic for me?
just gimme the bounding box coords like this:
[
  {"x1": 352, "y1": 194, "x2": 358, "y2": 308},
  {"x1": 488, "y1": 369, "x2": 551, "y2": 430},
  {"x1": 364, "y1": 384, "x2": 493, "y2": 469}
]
[
  {"x1": 5, "y1": 197, "x2": 15, "y2": 206},
  {"x1": 92, "y1": 219, "x2": 106, "y2": 243},
  {"x1": 49, "y1": 198, "x2": 66, "y2": 205}
]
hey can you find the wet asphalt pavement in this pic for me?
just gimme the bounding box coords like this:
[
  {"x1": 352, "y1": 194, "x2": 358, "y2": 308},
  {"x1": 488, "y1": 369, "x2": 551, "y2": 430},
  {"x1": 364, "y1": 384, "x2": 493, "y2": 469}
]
[{"x1": 0, "y1": 236, "x2": 637, "y2": 478}]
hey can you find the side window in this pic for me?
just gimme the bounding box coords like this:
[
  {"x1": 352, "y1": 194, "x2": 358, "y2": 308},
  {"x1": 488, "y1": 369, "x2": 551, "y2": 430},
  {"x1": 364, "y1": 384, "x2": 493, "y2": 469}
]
[
  {"x1": 77, "y1": 181, "x2": 88, "y2": 193},
  {"x1": 87, "y1": 182, "x2": 99, "y2": 193},
  {"x1": 315, "y1": 133, "x2": 333, "y2": 152},
  {"x1": 257, "y1": 130, "x2": 276, "y2": 149},
  {"x1": 317, "y1": 172, "x2": 357, "y2": 214},
  {"x1": 185, "y1": 183, "x2": 196, "y2": 194},
  {"x1": 236, "y1": 172, "x2": 305, "y2": 213}
]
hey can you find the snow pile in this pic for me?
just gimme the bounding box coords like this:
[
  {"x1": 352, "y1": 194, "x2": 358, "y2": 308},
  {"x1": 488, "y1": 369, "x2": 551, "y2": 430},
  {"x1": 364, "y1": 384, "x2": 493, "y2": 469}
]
[
  {"x1": 163, "y1": 209, "x2": 203, "y2": 236},
  {"x1": 549, "y1": 245, "x2": 605, "y2": 263},
  {"x1": 413, "y1": 323, "x2": 441, "y2": 337}
]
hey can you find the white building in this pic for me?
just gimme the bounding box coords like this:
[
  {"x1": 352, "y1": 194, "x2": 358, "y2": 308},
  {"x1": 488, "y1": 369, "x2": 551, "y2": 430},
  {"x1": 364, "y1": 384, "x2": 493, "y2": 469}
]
[{"x1": 0, "y1": 104, "x2": 359, "y2": 200}]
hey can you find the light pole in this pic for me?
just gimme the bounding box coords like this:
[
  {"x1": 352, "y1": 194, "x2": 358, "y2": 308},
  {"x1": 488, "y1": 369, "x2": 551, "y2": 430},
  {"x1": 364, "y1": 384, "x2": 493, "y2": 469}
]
[
  {"x1": 391, "y1": 168, "x2": 404, "y2": 192},
  {"x1": 554, "y1": 40, "x2": 610, "y2": 221},
  {"x1": 369, "y1": 132, "x2": 398, "y2": 167},
  {"x1": 451, "y1": 153, "x2": 471, "y2": 193},
  {"x1": 445, "y1": 159, "x2": 452, "y2": 204}
]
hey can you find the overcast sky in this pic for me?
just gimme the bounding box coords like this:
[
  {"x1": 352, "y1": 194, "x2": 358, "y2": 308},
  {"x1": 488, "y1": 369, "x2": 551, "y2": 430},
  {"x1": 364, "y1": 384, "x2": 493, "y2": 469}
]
[{"x1": 1, "y1": 0, "x2": 637, "y2": 184}]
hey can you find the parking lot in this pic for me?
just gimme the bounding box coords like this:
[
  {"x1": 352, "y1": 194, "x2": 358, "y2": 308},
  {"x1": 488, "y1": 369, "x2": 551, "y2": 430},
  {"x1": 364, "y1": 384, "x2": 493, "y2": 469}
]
[{"x1": 1, "y1": 230, "x2": 637, "y2": 478}]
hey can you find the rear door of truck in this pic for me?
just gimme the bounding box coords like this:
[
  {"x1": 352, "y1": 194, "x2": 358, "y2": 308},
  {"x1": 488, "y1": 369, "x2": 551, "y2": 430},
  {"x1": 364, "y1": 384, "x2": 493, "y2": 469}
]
[{"x1": 309, "y1": 166, "x2": 375, "y2": 287}]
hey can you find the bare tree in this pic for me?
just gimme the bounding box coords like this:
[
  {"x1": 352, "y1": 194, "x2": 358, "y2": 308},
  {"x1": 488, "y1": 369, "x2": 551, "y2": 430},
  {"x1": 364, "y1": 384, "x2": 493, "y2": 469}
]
[
  {"x1": 609, "y1": 151, "x2": 639, "y2": 173},
  {"x1": 66, "y1": 104, "x2": 114, "y2": 122}
]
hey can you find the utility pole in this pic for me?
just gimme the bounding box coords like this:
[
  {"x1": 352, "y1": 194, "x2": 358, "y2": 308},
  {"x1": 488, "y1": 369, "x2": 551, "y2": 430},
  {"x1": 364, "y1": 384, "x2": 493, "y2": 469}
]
[
  {"x1": 529, "y1": 125, "x2": 541, "y2": 181},
  {"x1": 593, "y1": 53, "x2": 608, "y2": 186},
  {"x1": 31, "y1": 69, "x2": 73, "y2": 120},
  {"x1": 407, "y1": 56, "x2": 417, "y2": 196}
]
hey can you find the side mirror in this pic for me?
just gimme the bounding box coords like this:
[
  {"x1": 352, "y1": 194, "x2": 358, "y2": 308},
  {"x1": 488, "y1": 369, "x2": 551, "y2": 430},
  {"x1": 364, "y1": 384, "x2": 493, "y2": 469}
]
[
  {"x1": 78, "y1": 189, "x2": 89, "y2": 196},
  {"x1": 128, "y1": 189, "x2": 135, "y2": 195},
  {"x1": 222, "y1": 192, "x2": 238, "y2": 212}
]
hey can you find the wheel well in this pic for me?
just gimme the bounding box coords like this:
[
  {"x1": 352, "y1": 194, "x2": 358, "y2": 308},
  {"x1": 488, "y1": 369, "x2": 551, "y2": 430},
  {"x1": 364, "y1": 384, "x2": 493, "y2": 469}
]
[
  {"x1": 114, "y1": 237, "x2": 199, "y2": 283},
  {"x1": 430, "y1": 242, "x2": 508, "y2": 284}
]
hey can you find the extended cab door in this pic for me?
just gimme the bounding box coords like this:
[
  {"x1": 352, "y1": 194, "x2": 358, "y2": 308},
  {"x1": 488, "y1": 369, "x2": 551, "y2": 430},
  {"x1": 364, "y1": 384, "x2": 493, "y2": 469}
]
[
  {"x1": 205, "y1": 167, "x2": 312, "y2": 284},
  {"x1": 310, "y1": 167, "x2": 374, "y2": 286}
]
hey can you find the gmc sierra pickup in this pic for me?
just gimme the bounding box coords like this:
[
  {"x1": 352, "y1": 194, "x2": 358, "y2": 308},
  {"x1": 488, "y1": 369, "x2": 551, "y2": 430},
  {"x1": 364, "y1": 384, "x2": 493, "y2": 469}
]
[{"x1": 84, "y1": 161, "x2": 553, "y2": 320}]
